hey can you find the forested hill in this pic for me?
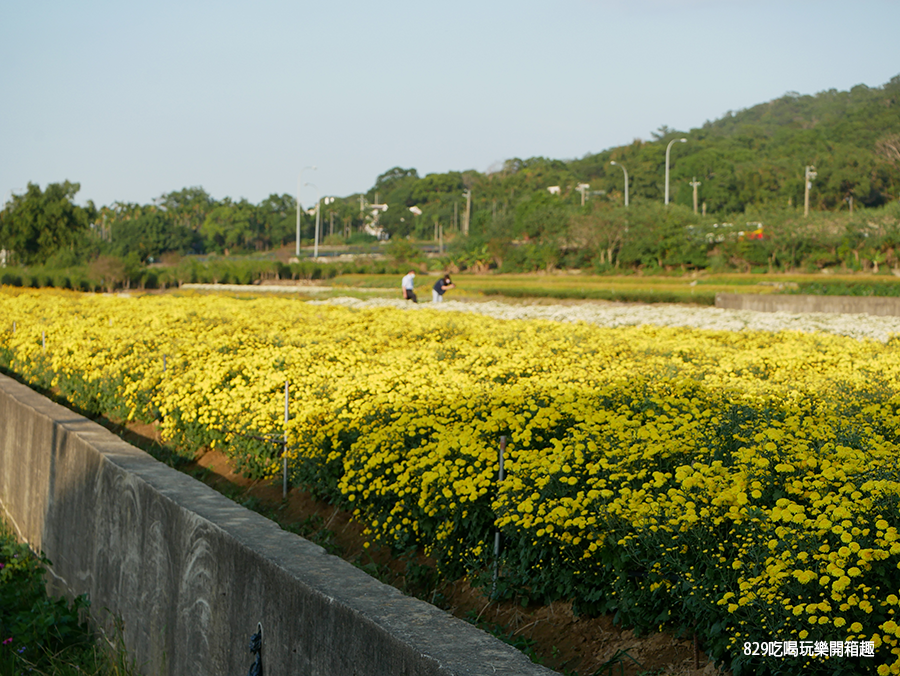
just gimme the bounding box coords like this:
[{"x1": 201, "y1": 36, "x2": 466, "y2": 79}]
[
  {"x1": 3, "y1": 76, "x2": 899, "y2": 269},
  {"x1": 369, "y1": 75, "x2": 900, "y2": 237},
  {"x1": 575, "y1": 75, "x2": 900, "y2": 211}
]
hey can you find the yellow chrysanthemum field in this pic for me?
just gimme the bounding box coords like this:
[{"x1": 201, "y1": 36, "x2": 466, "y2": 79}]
[{"x1": 3, "y1": 286, "x2": 900, "y2": 675}]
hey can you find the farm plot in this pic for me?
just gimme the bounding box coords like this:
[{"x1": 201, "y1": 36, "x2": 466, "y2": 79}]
[{"x1": 2, "y1": 287, "x2": 900, "y2": 675}]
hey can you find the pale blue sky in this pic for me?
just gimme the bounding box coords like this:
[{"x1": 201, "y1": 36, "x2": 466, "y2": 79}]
[{"x1": 1, "y1": 0, "x2": 898, "y2": 209}]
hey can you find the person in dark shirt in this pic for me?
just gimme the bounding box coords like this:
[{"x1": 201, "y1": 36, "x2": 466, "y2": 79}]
[{"x1": 432, "y1": 275, "x2": 455, "y2": 303}]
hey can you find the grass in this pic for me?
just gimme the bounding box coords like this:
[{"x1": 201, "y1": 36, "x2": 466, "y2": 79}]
[
  {"x1": 321, "y1": 271, "x2": 900, "y2": 305},
  {"x1": 0, "y1": 521, "x2": 137, "y2": 676}
]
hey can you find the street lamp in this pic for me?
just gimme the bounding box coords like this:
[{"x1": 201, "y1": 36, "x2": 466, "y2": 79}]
[
  {"x1": 305, "y1": 182, "x2": 321, "y2": 258},
  {"x1": 665, "y1": 138, "x2": 687, "y2": 206},
  {"x1": 296, "y1": 166, "x2": 316, "y2": 256},
  {"x1": 610, "y1": 161, "x2": 629, "y2": 207}
]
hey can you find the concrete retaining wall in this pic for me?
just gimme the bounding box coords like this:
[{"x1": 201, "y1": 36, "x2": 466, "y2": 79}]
[
  {"x1": 0, "y1": 373, "x2": 555, "y2": 676},
  {"x1": 715, "y1": 293, "x2": 900, "y2": 316}
]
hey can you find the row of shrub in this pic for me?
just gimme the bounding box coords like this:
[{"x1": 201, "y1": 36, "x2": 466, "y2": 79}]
[
  {"x1": 0, "y1": 258, "x2": 422, "y2": 293},
  {"x1": 790, "y1": 280, "x2": 900, "y2": 296},
  {"x1": 5, "y1": 253, "x2": 900, "y2": 303},
  {"x1": 481, "y1": 286, "x2": 717, "y2": 305}
]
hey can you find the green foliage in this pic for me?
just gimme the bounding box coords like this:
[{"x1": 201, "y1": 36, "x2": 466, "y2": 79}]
[
  {"x1": 0, "y1": 522, "x2": 110, "y2": 675},
  {"x1": 0, "y1": 258, "x2": 425, "y2": 293},
  {"x1": 0, "y1": 182, "x2": 96, "y2": 266},
  {"x1": 513, "y1": 191, "x2": 570, "y2": 241},
  {"x1": 479, "y1": 286, "x2": 717, "y2": 305},
  {"x1": 789, "y1": 280, "x2": 900, "y2": 296},
  {"x1": 353, "y1": 75, "x2": 900, "y2": 258},
  {"x1": 201, "y1": 201, "x2": 256, "y2": 253},
  {"x1": 498, "y1": 244, "x2": 559, "y2": 273},
  {"x1": 374, "y1": 166, "x2": 420, "y2": 195},
  {"x1": 385, "y1": 239, "x2": 424, "y2": 266},
  {"x1": 110, "y1": 211, "x2": 197, "y2": 262},
  {"x1": 3, "y1": 76, "x2": 898, "y2": 277}
]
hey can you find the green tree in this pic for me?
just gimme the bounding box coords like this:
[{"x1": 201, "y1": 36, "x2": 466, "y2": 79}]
[
  {"x1": 570, "y1": 202, "x2": 628, "y2": 267},
  {"x1": 200, "y1": 201, "x2": 255, "y2": 253},
  {"x1": 255, "y1": 193, "x2": 296, "y2": 249},
  {"x1": 110, "y1": 210, "x2": 198, "y2": 262},
  {"x1": 513, "y1": 191, "x2": 571, "y2": 241},
  {"x1": 157, "y1": 187, "x2": 217, "y2": 230},
  {"x1": 0, "y1": 181, "x2": 95, "y2": 265}
]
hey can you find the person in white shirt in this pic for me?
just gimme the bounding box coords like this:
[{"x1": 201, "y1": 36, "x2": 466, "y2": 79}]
[{"x1": 401, "y1": 270, "x2": 417, "y2": 303}]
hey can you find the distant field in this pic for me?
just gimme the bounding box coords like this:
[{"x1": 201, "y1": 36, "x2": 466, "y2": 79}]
[{"x1": 324, "y1": 272, "x2": 900, "y2": 305}]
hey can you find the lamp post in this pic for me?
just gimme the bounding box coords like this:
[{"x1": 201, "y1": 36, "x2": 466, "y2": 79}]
[
  {"x1": 665, "y1": 138, "x2": 687, "y2": 206},
  {"x1": 305, "y1": 183, "x2": 321, "y2": 258},
  {"x1": 610, "y1": 161, "x2": 629, "y2": 207},
  {"x1": 296, "y1": 166, "x2": 316, "y2": 256}
]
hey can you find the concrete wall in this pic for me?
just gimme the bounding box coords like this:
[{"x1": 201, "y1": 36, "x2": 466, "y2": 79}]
[
  {"x1": 715, "y1": 293, "x2": 900, "y2": 316},
  {"x1": 0, "y1": 374, "x2": 556, "y2": 676}
]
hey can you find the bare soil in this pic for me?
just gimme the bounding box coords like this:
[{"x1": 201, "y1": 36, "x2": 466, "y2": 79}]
[{"x1": 120, "y1": 420, "x2": 727, "y2": 676}]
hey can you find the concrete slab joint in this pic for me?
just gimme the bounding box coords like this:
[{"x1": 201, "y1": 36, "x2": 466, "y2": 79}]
[{"x1": 0, "y1": 374, "x2": 555, "y2": 676}]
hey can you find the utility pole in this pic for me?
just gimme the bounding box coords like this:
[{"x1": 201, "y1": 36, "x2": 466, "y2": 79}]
[
  {"x1": 577, "y1": 183, "x2": 590, "y2": 206},
  {"x1": 453, "y1": 202, "x2": 458, "y2": 231},
  {"x1": 690, "y1": 177, "x2": 701, "y2": 214},
  {"x1": 462, "y1": 189, "x2": 472, "y2": 235},
  {"x1": 804, "y1": 165, "x2": 817, "y2": 217}
]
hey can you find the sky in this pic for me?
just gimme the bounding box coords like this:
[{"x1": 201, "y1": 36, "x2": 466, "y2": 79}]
[{"x1": 1, "y1": 0, "x2": 899, "y2": 210}]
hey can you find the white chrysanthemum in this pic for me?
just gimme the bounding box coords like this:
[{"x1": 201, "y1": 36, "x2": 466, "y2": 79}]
[{"x1": 311, "y1": 297, "x2": 900, "y2": 343}]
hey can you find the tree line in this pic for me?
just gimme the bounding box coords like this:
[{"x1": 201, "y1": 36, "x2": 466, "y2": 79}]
[
  {"x1": 0, "y1": 184, "x2": 377, "y2": 268},
  {"x1": 1, "y1": 75, "x2": 898, "y2": 274},
  {"x1": 370, "y1": 75, "x2": 900, "y2": 240}
]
